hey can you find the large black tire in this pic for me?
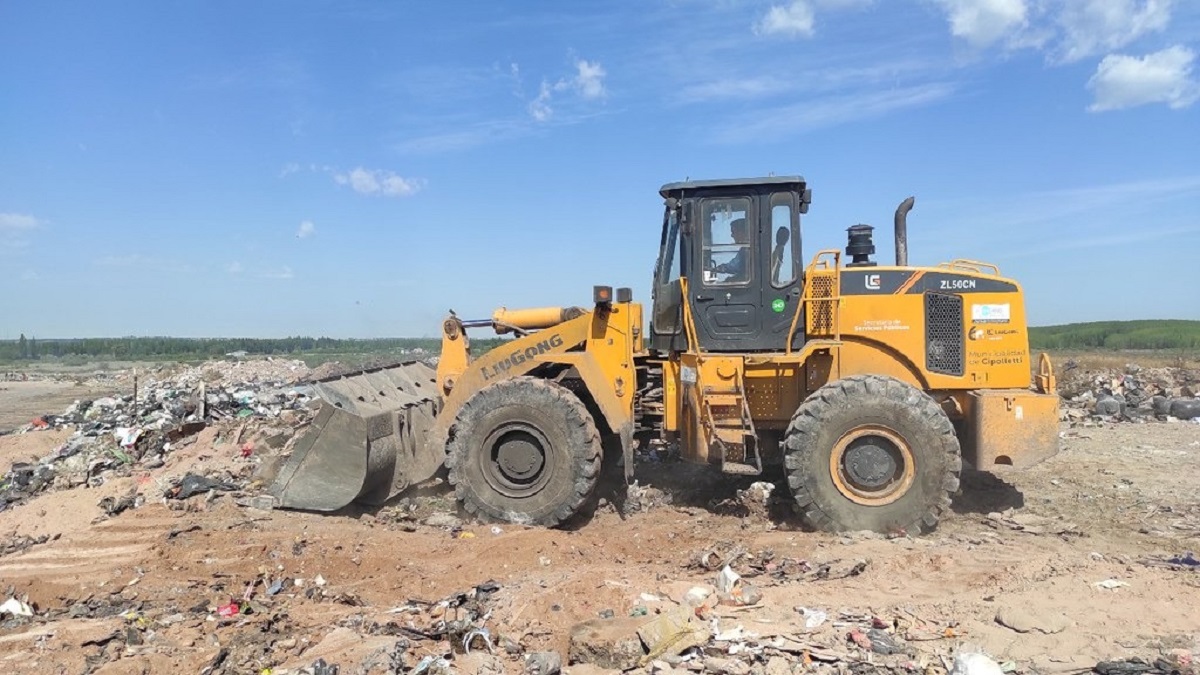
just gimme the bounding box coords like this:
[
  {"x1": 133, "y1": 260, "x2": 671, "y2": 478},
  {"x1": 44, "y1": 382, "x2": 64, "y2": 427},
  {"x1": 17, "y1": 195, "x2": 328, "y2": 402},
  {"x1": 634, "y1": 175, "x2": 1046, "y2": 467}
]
[
  {"x1": 783, "y1": 374, "x2": 961, "y2": 535},
  {"x1": 445, "y1": 376, "x2": 602, "y2": 527}
]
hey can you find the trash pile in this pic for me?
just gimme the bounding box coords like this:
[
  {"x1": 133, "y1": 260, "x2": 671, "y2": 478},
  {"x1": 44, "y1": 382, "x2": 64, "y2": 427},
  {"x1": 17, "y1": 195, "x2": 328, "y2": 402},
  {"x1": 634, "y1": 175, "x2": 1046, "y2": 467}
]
[
  {"x1": 0, "y1": 358, "x2": 316, "y2": 512},
  {"x1": 1058, "y1": 362, "x2": 1200, "y2": 423},
  {"x1": 563, "y1": 555, "x2": 975, "y2": 674}
]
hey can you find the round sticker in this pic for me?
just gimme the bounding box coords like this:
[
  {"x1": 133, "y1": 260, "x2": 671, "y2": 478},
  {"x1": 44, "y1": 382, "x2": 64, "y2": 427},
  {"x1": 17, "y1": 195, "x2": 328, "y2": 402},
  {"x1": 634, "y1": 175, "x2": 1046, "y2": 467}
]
[{"x1": 771, "y1": 298, "x2": 786, "y2": 313}]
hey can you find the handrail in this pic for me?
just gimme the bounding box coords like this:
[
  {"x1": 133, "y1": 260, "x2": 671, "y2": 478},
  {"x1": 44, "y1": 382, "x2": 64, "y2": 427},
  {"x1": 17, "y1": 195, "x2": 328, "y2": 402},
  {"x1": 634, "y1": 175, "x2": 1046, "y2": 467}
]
[
  {"x1": 788, "y1": 250, "x2": 842, "y2": 353},
  {"x1": 936, "y1": 259, "x2": 1001, "y2": 276},
  {"x1": 679, "y1": 276, "x2": 703, "y2": 356}
]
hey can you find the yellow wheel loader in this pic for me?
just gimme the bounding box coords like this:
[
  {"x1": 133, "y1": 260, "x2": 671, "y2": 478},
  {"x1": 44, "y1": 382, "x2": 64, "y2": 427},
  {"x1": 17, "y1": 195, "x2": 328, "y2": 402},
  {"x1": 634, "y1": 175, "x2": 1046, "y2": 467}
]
[{"x1": 267, "y1": 176, "x2": 1060, "y2": 534}]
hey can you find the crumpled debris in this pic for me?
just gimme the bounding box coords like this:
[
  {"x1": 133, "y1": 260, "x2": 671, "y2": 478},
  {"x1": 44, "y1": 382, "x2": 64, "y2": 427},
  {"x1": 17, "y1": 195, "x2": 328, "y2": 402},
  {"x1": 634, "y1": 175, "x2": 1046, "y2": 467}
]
[
  {"x1": 1094, "y1": 653, "x2": 1196, "y2": 675},
  {"x1": 165, "y1": 473, "x2": 239, "y2": 500},
  {"x1": 715, "y1": 565, "x2": 761, "y2": 607},
  {"x1": 952, "y1": 651, "x2": 1005, "y2": 675},
  {"x1": 1140, "y1": 551, "x2": 1199, "y2": 570},
  {"x1": 98, "y1": 486, "x2": 143, "y2": 516},
  {"x1": 0, "y1": 532, "x2": 57, "y2": 557},
  {"x1": 0, "y1": 597, "x2": 35, "y2": 618},
  {"x1": 1058, "y1": 362, "x2": 1200, "y2": 424}
]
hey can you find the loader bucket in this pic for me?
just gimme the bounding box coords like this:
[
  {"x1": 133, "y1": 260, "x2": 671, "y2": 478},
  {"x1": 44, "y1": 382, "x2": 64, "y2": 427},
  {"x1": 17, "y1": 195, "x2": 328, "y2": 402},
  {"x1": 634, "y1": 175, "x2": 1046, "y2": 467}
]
[{"x1": 268, "y1": 360, "x2": 442, "y2": 511}]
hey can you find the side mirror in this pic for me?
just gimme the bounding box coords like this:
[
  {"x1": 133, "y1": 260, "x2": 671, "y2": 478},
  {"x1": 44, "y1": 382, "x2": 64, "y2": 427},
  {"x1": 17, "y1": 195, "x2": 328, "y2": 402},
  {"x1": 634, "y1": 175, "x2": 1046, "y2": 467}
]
[
  {"x1": 799, "y1": 188, "x2": 811, "y2": 214},
  {"x1": 775, "y1": 226, "x2": 790, "y2": 246}
]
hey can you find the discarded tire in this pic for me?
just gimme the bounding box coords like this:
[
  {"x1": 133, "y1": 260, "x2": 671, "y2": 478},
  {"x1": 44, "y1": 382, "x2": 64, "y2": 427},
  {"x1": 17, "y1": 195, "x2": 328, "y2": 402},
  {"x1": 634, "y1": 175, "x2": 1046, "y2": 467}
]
[
  {"x1": 446, "y1": 376, "x2": 602, "y2": 527},
  {"x1": 783, "y1": 374, "x2": 962, "y2": 535},
  {"x1": 1168, "y1": 398, "x2": 1200, "y2": 421}
]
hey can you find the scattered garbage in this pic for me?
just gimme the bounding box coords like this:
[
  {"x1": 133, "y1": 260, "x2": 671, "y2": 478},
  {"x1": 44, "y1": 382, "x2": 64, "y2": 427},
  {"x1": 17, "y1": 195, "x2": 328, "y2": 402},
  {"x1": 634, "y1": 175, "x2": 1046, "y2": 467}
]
[
  {"x1": 715, "y1": 564, "x2": 761, "y2": 606},
  {"x1": 1, "y1": 358, "x2": 317, "y2": 513},
  {"x1": 165, "y1": 473, "x2": 240, "y2": 500},
  {"x1": 952, "y1": 651, "x2": 1005, "y2": 675},
  {"x1": 796, "y1": 607, "x2": 828, "y2": 629},
  {"x1": 0, "y1": 597, "x2": 34, "y2": 618},
  {"x1": 524, "y1": 652, "x2": 561, "y2": 675},
  {"x1": 1058, "y1": 362, "x2": 1200, "y2": 424}
]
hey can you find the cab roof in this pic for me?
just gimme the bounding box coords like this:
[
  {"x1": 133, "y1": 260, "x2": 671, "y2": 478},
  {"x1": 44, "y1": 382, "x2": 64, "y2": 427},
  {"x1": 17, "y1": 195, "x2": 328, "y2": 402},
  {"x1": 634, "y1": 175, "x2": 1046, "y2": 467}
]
[{"x1": 658, "y1": 175, "x2": 806, "y2": 197}]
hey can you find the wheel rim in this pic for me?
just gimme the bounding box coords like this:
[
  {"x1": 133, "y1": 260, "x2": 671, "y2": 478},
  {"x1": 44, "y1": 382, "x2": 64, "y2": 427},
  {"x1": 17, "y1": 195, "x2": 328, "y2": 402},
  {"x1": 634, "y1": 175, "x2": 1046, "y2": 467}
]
[
  {"x1": 828, "y1": 425, "x2": 915, "y2": 506},
  {"x1": 480, "y1": 422, "x2": 553, "y2": 498}
]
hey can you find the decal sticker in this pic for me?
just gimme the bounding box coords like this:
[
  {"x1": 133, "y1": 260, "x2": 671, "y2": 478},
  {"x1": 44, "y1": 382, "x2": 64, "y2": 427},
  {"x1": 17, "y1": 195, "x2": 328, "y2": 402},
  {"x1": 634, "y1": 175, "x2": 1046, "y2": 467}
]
[
  {"x1": 968, "y1": 349, "x2": 1026, "y2": 367},
  {"x1": 853, "y1": 319, "x2": 911, "y2": 333},
  {"x1": 969, "y1": 325, "x2": 1019, "y2": 341},
  {"x1": 971, "y1": 303, "x2": 1011, "y2": 323}
]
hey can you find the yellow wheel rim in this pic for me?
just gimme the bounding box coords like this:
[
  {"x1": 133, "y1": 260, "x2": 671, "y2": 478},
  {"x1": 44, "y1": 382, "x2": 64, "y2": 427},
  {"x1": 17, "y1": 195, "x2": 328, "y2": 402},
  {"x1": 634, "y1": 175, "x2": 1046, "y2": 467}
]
[{"x1": 828, "y1": 425, "x2": 916, "y2": 506}]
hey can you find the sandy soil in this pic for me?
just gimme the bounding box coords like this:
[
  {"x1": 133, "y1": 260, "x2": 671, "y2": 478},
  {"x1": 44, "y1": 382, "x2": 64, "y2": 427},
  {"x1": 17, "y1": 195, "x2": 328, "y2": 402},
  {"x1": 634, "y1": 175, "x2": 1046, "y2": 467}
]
[
  {"x1": 0, "y1": 416, "x2": 1197, "y2": 674},
  {"x1": 0, "y1": 380, "x2": 118, "y2": 434}
]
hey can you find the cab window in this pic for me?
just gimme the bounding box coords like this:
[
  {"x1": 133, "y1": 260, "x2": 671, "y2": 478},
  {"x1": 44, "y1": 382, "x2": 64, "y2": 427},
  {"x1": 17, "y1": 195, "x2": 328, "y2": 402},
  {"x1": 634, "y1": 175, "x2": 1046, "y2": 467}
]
[
  {"x1": 770, "y1": 202, "x2": 795, "y2": 287},
  {"x1": 702, "y1": 197, "x2": 751, "y2": 286}
]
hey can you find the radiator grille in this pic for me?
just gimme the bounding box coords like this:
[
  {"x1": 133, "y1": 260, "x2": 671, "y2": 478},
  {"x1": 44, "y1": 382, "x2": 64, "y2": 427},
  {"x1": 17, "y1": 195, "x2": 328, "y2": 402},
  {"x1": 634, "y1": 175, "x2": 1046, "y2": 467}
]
[
  {"x1": 925, "y1": 293, "x2": 964, "y2": 376},
  {"x1": 807, "y1": 274, "x2": 836, "y2": 335}
]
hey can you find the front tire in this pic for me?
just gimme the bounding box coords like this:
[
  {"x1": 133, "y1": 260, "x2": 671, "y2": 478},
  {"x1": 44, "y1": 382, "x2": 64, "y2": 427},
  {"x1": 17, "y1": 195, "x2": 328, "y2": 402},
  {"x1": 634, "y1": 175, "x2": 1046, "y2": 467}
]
[
  {"x1": 446, "y1": 376, "x2": 602, "y2": 527},
  {"x1": 783, "y1": 374, "x2": 961, "y2": 534}
]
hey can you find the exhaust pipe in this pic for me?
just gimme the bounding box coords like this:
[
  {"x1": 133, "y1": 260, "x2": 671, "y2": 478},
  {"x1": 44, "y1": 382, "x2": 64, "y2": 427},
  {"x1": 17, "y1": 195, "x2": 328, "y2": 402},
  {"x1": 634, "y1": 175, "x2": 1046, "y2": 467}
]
[{"x1": 894, "y1": 196, "x2": 914, "y2": 266}]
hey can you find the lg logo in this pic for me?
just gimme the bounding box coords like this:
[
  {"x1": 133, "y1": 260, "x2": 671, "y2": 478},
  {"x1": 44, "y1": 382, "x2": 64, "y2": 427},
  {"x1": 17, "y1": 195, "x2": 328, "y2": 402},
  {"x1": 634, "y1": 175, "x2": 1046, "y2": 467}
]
[{"x1": 865, "y1": 274, "x2": 881, "y2": 290}]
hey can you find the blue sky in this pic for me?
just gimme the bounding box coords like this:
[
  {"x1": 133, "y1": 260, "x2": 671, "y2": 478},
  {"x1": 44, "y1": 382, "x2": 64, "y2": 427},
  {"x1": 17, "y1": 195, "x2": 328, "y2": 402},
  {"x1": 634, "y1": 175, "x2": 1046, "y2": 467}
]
[{"x1": 2, "y1": 0, "x2": 1198, "y2": 339}]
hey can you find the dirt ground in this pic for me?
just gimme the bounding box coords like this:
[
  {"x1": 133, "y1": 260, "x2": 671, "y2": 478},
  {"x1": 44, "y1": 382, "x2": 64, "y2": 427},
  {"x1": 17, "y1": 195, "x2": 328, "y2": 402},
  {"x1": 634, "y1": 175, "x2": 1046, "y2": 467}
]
[
  {"x1": 0, "y1": 380, "x2": 118, "y2": 435},
  {"x1": 0, "y1": 407, "x2": 1198, "y2": 673}
]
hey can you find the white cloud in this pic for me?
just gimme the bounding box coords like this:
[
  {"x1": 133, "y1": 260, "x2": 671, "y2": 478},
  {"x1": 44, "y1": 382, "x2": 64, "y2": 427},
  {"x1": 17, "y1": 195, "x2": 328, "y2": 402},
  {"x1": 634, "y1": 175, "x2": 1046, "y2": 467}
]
[
  {"x1": 756, "y1": 1, "x2": 816, "y2": 37},
  {"x1": 1087, "y1": 45, "x2": 1199, "y2": 111},
  {"x1": 526, "y1": 58, "x2": 608, "y2": 121},
  {"x1": 333, "y1": 167, "x2": 424, "y2": 197},
  {"x1": 1054, "y1": 0, "x2": 1173, "y2": 64},
  {"x1": 259, "y1": 266, "x2": 294, "y2": 280},
  {"x1": 575, "y1": 60, "x2": 607, "y2": 99},
  {"x1": 933, "y1": 0, "x2": 1029, "y2": 49},
  {"x1": 529, "y1": 81, "x2": 556, "y2": 121},
  {"x1": 279, "y1": 162, "x2": 301, "y2": 178},
  {"x1": 0, "y1": 213, "x2": 41, "y2": 230},
  {"x1": 296, "y1": 220, "x2": 316, "y2": 239}
]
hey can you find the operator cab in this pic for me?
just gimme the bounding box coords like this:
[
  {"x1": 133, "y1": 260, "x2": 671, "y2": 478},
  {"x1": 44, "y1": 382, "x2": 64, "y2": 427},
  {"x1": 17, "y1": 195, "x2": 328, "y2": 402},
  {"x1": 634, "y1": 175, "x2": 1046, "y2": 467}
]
[{"x1": 650, "y1": 176, "x2": 811, "y2": 353}]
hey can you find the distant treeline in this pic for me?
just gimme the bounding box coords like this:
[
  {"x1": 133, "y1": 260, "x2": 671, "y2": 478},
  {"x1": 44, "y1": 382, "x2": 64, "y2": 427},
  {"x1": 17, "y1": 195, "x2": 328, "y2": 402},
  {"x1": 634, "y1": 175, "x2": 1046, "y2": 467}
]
[
  {"x1": 3, "y1": 320, "x2": 1196, "y2": 363},
  {"x1": 1030, "y1": 320, "x2": 1200, "y2": 351},
  {"x1": 0, "y1": 334, "x2": 509, "y2": 362}
]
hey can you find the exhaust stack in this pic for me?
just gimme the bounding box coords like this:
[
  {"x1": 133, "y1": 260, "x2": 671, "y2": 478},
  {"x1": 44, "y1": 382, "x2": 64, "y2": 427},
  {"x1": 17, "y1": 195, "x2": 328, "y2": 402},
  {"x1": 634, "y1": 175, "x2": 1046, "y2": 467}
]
[{"x1": 894, "y1": 196, "x2": 914, "y2": 266}]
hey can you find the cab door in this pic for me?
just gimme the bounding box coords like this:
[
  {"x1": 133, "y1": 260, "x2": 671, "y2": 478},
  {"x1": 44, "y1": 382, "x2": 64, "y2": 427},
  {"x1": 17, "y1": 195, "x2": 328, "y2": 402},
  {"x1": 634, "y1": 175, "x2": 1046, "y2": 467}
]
[{"x1": 688, "y1": 189, "x2": 802, "y2": 352}]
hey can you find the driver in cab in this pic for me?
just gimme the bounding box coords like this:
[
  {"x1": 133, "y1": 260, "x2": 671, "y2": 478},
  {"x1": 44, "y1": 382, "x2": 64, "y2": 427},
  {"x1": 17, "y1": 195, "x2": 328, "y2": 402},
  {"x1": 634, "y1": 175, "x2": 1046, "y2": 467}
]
[{"x1": 710, "y1": 218, "x2": 749, "y2": 281}]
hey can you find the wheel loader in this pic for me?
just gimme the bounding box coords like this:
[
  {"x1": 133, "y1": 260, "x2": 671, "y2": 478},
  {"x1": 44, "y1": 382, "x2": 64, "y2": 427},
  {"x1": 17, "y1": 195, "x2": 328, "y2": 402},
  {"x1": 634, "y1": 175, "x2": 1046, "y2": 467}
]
[{"x1": 267, "y1": 175, "x2": 1060, "y2": 534}]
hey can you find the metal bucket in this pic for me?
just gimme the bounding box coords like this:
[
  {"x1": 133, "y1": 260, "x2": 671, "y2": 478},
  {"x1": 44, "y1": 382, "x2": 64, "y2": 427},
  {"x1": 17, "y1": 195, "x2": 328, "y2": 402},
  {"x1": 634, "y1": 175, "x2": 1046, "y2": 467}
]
[{"x1": 268, "y1": 360, "x2": 442, "y2": 511}]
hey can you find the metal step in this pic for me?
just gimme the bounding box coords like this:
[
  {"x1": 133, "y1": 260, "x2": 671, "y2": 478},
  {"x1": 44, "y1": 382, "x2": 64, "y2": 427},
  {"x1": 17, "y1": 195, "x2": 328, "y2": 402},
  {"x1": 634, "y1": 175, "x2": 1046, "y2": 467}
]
[{"x1": 721, "y1": 461, "x2": 761, "y2": 476}]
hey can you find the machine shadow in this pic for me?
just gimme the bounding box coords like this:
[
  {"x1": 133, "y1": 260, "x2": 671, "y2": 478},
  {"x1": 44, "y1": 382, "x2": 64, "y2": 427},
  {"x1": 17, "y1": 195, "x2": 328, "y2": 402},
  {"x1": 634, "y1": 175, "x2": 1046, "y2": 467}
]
[
  {"x1": 569, "y1": 449, "x2": 809, "y2": 532},
  {"x1": 948, "y1": 467, "x2": 1026, "y2": 515}
]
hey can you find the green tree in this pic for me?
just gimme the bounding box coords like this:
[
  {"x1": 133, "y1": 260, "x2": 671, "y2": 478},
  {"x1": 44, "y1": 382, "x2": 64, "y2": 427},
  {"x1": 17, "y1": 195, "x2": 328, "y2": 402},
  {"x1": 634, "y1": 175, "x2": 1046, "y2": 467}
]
[
  {"x1": 17, "y1": 333, "x2": 28, "y2": 359},
  {"x1": 29, "y1": 337, "x2": 39, "y2": 360}
]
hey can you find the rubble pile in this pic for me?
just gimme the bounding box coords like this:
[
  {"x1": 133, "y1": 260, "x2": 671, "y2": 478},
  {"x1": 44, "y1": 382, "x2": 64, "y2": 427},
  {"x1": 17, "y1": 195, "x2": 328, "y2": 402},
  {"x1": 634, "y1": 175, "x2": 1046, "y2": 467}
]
[
  {"x1": 0, "y1": 358, "x2": 316, "y2": 512},
  {"x1": 1058, "y1": 362, "x2": 1200, "y2": 424}
]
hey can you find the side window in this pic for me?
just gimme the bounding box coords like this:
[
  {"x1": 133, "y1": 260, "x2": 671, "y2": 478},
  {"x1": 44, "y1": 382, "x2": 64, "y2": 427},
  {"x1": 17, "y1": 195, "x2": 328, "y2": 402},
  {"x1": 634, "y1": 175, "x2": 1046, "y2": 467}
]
[
  {"x1": 702, "y1": 197, "x2": 751, "y2": 286},
  {"x1": 770, "y1": 202, "x2": 795, "y2": 287},
  {"x1": 666, "y1": 210, "x2": 681, "y2": 282}
]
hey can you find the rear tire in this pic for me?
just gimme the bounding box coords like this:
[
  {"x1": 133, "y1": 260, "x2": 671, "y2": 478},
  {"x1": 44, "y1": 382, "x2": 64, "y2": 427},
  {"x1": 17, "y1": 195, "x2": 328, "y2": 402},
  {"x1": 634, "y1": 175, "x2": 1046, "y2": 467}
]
[
  {"x1": 446, "y1": 376, "x2": 602, "y2": 527},
  {"x1": 783, "y1": 374, "x2": 961, "y2": 535}
]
